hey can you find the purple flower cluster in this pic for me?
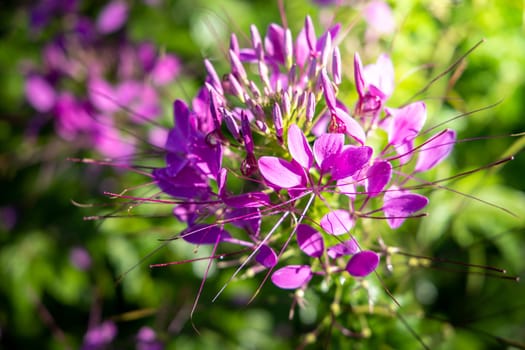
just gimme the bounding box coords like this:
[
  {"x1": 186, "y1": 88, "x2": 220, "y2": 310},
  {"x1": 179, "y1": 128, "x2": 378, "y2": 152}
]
[
  {"x1": 153, "y1": 16, "x2": 455, "y2": 294},
  {"x1": 25, "y1": 0, "x2": 180, "y2": 160}
]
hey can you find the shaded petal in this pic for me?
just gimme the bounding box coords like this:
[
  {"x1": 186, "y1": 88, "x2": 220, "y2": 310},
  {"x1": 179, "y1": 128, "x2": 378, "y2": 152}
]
[
  {"x1": 366, "y1": 161, "x2": 392, "y2": 197},
  {"x1": 258, "y1": 156, "x2": 304, "y2": 188},
  {"x1": 387, "y1": 102, "x2": 426, "y2": 146},
  {"x1": 320, "y1": 210, "x2": 354, "y2": 235},
  {"x1": 346, "y1": 251, "x2": 379, "y2": 277},
  {"x1": 255, "y1": 245, "x2": 278, "y2": 268},
  {"x1": 383, "y1": 187, "x2": 428, "y2": 229},
  {"x1": 271, "y1": 265, "x2": 312, "y2": 289},
  {"x1": 182, "y1": 225, "x2": 231, "y2": 245},
  {"x1": 223, "y1": 192, "x2": 271, "y2": 208},
  {"x1": 415, "y1": 129, "x2": 456, "y2": 172},
  {"x1": 331, "y1": 146, "x2": 372, "y2": 180},
  {"x1": 288, "y1": 124, "x2": 314, "y2": 169},
  {"x1": 313, "y1": 133, "x2": 344, "y2": 171},
  {"x1": 296, "y1": 224, "x2": 324, "y2": 258},
  {"x1": 327, "y1": 238, "x2": 359, "y2": 259},
  {"x1": 153, "y1": 165, "x2": 210, "y2": 200}
]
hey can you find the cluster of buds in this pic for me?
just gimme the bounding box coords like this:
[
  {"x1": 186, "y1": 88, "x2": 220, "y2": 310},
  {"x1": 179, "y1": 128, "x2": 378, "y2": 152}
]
[
  {"x1": 152, "y1": 15, "x2": 455, "y2": 305},
  {"x1": 24, "y1": 0, "x2": 180, "y2": 160}
]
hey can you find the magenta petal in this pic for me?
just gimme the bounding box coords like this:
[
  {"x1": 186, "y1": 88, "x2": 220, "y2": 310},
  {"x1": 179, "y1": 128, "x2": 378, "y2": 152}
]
[
  {"x1": 313, "y1": 133, "x2": 344, "y2": 171},
  {"x1": 327, "y1": 238, "x2": 359, "y2": 259},
  {"x1": 320, "y1": 210, "x2": 354, "y2": 235},
  {"x1": 271, "y1": 265, "x2": 312, "y2": 289},
  {"x1": 415, "y1": 129, "x2": 456, "y2": 172},
  {"x1": 330, "y1": 146, "x2": 372, "y2": 180},
  {"x1": 366, "y1": 161, "x2": 392, "y2": 197},
  {"x1": 333, "y1": 108, "x2": 366, "y2": 144},
  {"x1": 182, "y1": 225, "x2": 231, "y2": 245},
  {"x1": 223, "y1": 192, "x2": 271, "y2": 208},
  {"x1": 288, "y1": 124, "x2": 314, "y2": 169},
  {"x1": 258, "y1": 156, "x2": 304, "y2": 188},
  {"x1": 383, "y1": 188, "x2": 429, "y2": 229},
  {"x1": 255, "y1": 245, "x2": 278, "y2": 268},
  {"x1": 387, "y1": 102, "x2": 427, "y2": 146},
  {"x1": 96, "y1": 1, "x2": 128, "y2": 34},
  {"x1": 346, "y1": 251, "x2": 379, "y2": 277},
  {"x1": 296, "y1": 224, "x2": 324, "y2": 258},
  {"x1": 25, "y1": 75, "x2": 56, "y2": 112}
]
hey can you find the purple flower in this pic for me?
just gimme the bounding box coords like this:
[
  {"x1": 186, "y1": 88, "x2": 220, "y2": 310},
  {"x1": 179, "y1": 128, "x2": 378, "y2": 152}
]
[
  {"x1": 70, "y1": 246, "x2": 92, "y2": 270},
  {"x1": 149, "y1": 16, "x2": 456, "y2": 311},
  {"x1": 81, "y1": 321, "x2": 117, "y2": 350},
  {"x1": 136, "y1": 327, "x2": 164, "y2": 350},
  {"x1": 24, "y1": 4, "x2": 182, "y2": 161}
]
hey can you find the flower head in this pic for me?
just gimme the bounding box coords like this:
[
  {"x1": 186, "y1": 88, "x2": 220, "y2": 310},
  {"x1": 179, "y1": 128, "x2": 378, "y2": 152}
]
[{"x1": 149, "y1": 14, "x2": 457, "y2": 335}]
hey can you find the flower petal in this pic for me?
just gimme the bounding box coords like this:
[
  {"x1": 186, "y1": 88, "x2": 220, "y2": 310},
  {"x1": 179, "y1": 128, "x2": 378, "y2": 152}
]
[
  {"x1": 346, "y1": 251, "x2": 379, "y2": 277},
  {"x1": 25, "y1": 75, "x2": 56, "y2": 112},
  {"x1": 96, "y1": 1, "x2": 128, "y2": 34},
  {"x1": 366, "y1": 161, "x2": 392, "y2": 197},
  {"x1": 415, "y1": 129, "x2": 456, "y2": 172},
  {"x1": 182, "y1": 225, "x2": 231, "y2": 245},
  {"x1": 296, "y1": 224, "x2": 324, "y2": 257},
  {"x1": 256, "y1": 245, "x2": 278, "y2": 268},
  {"x1": 313, "y1": 133, "x2": 344, "y2": 171},
  {"x1": 258, "y1": 156, "x2": 304, "y2": 188},
  {"x1": 387, "y1": 101, "x2": 426, "y2": 146},
  {"x1": 383, "y1": 187, "x2": 429, "y2": 229},
  {"x1": 333, "y1": 107, "x2": 366, "y2": 144},
  {"x1": 331, "y1": 146, "x2": 372, "y2": 180},
  {"x1": 320, "y1": 210, "x2": 354, "y2": 235},
  {"x1": 271, "y1": 265, "x2": 312, "y2": 289},
  {"x1": 288, "y1": 124, "x2": 314, "y2": 169},
  {"x1": 327, "y1": 238, "x2": 359, "y2": 259}
]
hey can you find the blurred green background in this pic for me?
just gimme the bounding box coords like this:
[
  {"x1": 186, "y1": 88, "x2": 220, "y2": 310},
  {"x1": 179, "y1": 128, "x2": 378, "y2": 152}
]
[{"x1": 1, "y1": 0, "x2": 524, "y2": 349}]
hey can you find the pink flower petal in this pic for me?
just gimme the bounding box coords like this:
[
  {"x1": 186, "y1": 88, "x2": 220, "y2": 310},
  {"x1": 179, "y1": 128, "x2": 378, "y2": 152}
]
[
  {"x1": 330, "y1": 146, "x2": 372, "y2": 180},
  {"x1": 25, "y1": 75, "x2": 56, "y2": 112},
  {"x1": 415, "y1": 129, "x2": 456, "y2": 172},
  {"x1": 296, "y1": 224, "x2": 324, "y2": 258},
  {"x1": 366, "y1": 161, "x2": 392, "y2": 197},
  {"x1": 287, "y1": 124, "x2": 314, "y2": 169},
  {"x1": 96, "y1": 1, "x2": 128, "y2": 34},
  {"x1": 383, "y1": 187, "x2": 428, "y2": 229},
  {"x1": 387, "y1": 101, "x2": 426, "y2": 146},
  {"x1": 320, "y1": 210, "x2": 354, "y2": 235},
  {"x1": 271, "y1": 265, "x2": 312, "y2": 289},
  {"x1": 346, "y1": 250, "x2": 379, "y2": 277},
  {"x1": 363, "y1": 53, "x2": 395, "y2": 97},
  {"x1": 327, "y1": 238, "x2": 359, "y2": 259},
  {"x1": 313, "y1": 133, "x2": 344, "y2": 171},
  {"x1": 258, "y1": 156, "x2": 304, "y2": 188},
  {"x1": 333, "y1": 107, "x2": 366, "y2": 145}
]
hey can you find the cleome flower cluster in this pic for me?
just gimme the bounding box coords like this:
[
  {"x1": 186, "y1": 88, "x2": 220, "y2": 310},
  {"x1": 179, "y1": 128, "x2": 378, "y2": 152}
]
[
  {"x1": 153, "y1": 16, "x2": 456, "y2": 294},
  {"x1": 24, "y1": 0, "x2": 181, "y2": 161}
]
